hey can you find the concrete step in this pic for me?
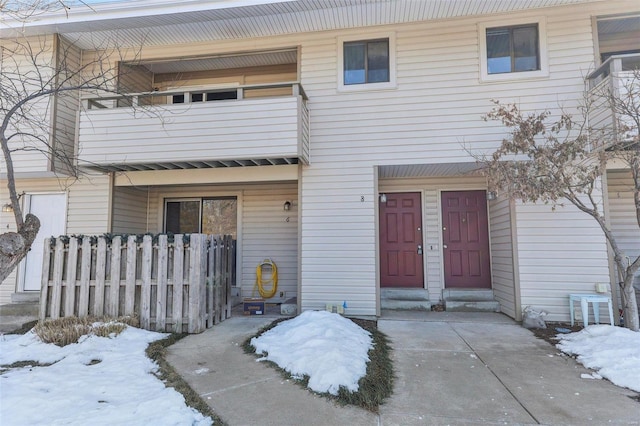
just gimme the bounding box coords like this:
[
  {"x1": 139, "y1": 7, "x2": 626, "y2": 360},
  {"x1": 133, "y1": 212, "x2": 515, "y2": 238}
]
[
  {"x1": 381, "y1": 288, "x2": 430, "y2": 301},
  {"x1": 0, "y1": 302, "x2": 39, "y2": 316},
  {"x1": 281, "y1": 297, "x2": 297, "y2": 316},
  {"x1": 444, "y1": 300, "x2": 501, "y2": 313},
  {"x1": 381, "y1": 299, "x2": 431, "y2": 311},
  {"x1": 442, "y1": 289, "x2": 495, "y2": 301},
  {"x1": 0, "y1": 316, "x2": 38, "y2": 334},
  {"x1": 11, "y1": 292, "x2": 39, "y2": 303}
]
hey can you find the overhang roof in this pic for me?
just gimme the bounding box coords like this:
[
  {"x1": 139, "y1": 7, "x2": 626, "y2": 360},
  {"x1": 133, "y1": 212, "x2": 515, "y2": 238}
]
[{"x1": 2, "y1": 0, "x2": 603, "y2": 49}]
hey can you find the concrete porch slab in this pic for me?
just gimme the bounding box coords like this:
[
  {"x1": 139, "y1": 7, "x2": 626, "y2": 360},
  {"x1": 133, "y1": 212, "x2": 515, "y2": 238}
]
[{"x1": 379, "y1": 349, "x2": 536, "y2": 424}]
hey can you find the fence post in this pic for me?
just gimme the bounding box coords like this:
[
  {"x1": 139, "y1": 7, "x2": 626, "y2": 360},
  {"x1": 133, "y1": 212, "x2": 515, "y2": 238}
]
[
  {"x1": 207, "y1": 235, "x2": 214, "y2": 328},
  {"x1": 214, "y1": 236, "x2": 223, "y2": 324},
  {"x1": 94, "y1": 237, "x2": 107, "y2": 316},
  {"x1": 124, "y1": 235, "x2": 137, "y2": 316},
  {"x1": 156, "y1": 235, "x2": 168, "y2": 332},
  {"x1": 39, "y1": 238, "x2": 52, "y2": 321},
  {"x1": 49, "y1": 238, "x2": 65, "y2": 319},
  {"x1": 64, "y1": 238, "x2": 79, "y2": 317},
  {"x1": 188, "y1": 235, "x2": 206, "y2": 333},
  {"x1": 108, "y1": 236, "x2": 122, "y2": 317},
  {"x1": 225, "y1": 235, "x2": 233, "y2": 319},
  {"x1": 173, "y1": 236, "x2": 184, "y2": 333},
  {"x1": 140, "y1": 235, "x2": 153, "y2": 329},
  {"x1": 78, "y1": 237, "x2": 91, "y2": 317}
]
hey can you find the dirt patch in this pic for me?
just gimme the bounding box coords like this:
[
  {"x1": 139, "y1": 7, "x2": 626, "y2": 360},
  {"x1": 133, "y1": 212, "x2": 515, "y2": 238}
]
[{"x1": 529, "y1": 322, "x2": 584, "y2": 347}]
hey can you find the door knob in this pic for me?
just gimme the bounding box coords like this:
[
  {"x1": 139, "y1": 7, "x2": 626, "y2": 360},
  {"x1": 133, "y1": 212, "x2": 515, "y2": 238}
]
[
  {"x1": 417, "y1": 245, "x2": 423, "y2": 255},
  {"x1": 443, "y1": 244, "x2": 448, "y2": 249}
]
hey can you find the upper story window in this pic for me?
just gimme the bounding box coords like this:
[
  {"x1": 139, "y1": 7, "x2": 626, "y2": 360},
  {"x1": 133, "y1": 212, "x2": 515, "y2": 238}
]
[
  {"x1": 344, "y1": 39, "x2": 390, "y2": 85},
  {"x1": 338, "y1": 33, "x2": 396, "y2": 91},
  {"x1": 486, "y1": 24, "x2": 539, "y2": 74},
  {"x1": 172, "y1": 90, "x2": 238, "y2": 104},
  {"x1": 478, "y1": 18, "x2": 548, "y2": 82}
]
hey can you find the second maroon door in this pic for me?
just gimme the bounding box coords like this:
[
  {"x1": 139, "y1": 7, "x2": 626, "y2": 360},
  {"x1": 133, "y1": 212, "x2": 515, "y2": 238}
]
[
  {"x1": 379, "y1": 192, "x2": 424, "y2": 288},
  {"x1": 441, "y1": 190, "x2": 492, "y2": 288}
]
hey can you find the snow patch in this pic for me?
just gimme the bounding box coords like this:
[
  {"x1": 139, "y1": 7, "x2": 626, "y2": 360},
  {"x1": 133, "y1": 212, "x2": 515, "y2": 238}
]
[
  {"x1": 250, "y1": 310, "x2": 373, "y2": 395},
  {"x1": 0, "y1": 326, "x2": 212, "y2": 425},
  {"x1": 556, "y1": 325, "x2": 640, "y2": 392}
]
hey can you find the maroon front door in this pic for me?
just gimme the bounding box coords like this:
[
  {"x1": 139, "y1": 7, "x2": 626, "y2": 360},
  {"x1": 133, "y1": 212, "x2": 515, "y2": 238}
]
[
  {"x1": 379, "y1": 192, "x2": 424, "y2": 288},
  {"x1": 441, "y1": 190, "x2": 491, "y2": 288}
]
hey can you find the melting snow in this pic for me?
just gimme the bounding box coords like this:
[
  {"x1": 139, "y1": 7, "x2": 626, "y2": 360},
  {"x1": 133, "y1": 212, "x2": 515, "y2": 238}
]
[
  {"x1": 250, "y1": 310, "x2": 373, "y2": 395},
  {"x1": 556, "y1": 325, "x2": 640, "y2": 392},
  {"x1": 0, "y1": 326, "x2": 212, "y2": 425}
]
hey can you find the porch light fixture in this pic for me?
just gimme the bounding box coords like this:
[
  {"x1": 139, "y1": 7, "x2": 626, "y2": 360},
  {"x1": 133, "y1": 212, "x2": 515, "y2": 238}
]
[
  {"x1": 2, "y1": 203, "x2": 13, "y2": 213},
  {"x1": 283, "y1": 201, "x2": 291, "y2": 211},
  {"x1": 380, "y1": 194, "x2": 387, "y2": 203},
  {"x1": 486, "y1": 191, "x2": 497, "y2": 201}
]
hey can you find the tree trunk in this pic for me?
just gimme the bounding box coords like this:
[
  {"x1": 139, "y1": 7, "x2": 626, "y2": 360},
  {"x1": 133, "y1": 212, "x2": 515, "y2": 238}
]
[
  {"x1": 621, "y1": 273, "x2": 639, "y2": 331},
  {"x1": 0, "y1": 214, "x2": 40, "y2": 283}
]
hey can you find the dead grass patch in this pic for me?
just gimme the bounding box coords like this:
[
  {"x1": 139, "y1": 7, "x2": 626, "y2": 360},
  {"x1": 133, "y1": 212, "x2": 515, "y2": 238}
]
[{"x1": 33, "y1": 316, "x2": 139, "y2": 347}]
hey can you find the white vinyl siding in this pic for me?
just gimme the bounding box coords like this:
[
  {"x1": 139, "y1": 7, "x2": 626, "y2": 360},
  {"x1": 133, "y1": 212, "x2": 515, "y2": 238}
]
[
  {"x1": 607, "y1": 170, "x2": 640, "y2": 306},
  {"x1": 300, "y1": 165, "x2": 377, "y2": 315},
  {"x1": 489, "y1": 196, "x2": 518, "y2": 319},
  {"x1": 51, "y1": 36, "x2": 81, "y2": 175},
  {"x1": 0, "y1": 35, "x2": 56, "y2": 174},
  {"x1": 241, "y1": 184, "x2": 298, "y2": 302},
  {"x1": 77, "y1": 96, "x2": 305, "y2": 166},
  {"x1": 0, "y1": 175, "x2": 111, "y2": 303},
  {"x1": 514, "y1": 200, "x2": 610, "y2": 322},
  {"x1": 111, "y1": 186, "x2": 149, "y2": 234}
]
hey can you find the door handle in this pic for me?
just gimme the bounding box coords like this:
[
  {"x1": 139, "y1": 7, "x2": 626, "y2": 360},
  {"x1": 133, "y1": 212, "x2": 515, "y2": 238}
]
[
  {"x1": 443, "y1": 244, "x2": 448, "y2": 249},
  {"x1": 417, "y1": 244, "x2": 423, "y2": 255}
]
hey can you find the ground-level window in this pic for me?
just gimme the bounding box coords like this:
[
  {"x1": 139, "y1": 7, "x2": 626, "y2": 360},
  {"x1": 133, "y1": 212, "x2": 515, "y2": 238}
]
[
  {"x1": 343, "y1": 38, "x2": 390, "y2": 85},
  {"x1": 486, "y1": 24, "x2": 539, "y2": 75},
  {"x1": 164, "y1": 197, "x2": 237, "y2": 237}
]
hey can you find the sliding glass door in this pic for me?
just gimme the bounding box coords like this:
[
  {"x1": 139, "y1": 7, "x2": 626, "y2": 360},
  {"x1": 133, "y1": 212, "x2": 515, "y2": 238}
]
[{"x1": 165, "y1": 197, "x2": 237, "y2": 237}]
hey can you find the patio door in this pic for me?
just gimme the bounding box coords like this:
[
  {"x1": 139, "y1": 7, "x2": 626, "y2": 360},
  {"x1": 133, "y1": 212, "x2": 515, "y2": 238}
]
[
  {"x1": 441, "y1": 190, "x2": 491, "y2": 288},
  {"x1": 20, "y1": 193, "x2": 67, "y2": 292},
  {"x1": 379, "y1": 192, "x2": 424, "y2": 288}
]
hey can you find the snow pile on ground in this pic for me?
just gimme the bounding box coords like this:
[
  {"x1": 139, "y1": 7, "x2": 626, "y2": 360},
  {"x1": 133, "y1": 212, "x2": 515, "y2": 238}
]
[
  {"x1": 250, "y1": 310, "x2": 373, "y2": 395},
  {"x1": 556, "y1": 325, "x2": 640, "y2": 392},
  {"x1": 0, "y1": 326, "x2": 212, "y2": 426}
]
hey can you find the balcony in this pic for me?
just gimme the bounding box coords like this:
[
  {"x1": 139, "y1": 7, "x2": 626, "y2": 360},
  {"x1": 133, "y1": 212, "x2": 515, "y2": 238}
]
[
  {"x1": 77, "y1": 82, "x2": 309, "y2": 172},
  {"x1": 587, "y1": 54, "x2": 640, "y2": 148}
]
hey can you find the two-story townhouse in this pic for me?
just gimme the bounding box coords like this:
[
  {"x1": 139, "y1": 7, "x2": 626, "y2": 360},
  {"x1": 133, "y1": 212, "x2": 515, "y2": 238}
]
[{"x1": 1, "y1": 0, "x2": 638, "y2": 323}]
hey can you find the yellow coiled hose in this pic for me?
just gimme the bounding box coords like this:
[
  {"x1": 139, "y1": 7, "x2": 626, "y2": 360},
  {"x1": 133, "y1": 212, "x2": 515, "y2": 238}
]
[{"x1": 254, "y1": 259, "x2": 278, "y2": 299}]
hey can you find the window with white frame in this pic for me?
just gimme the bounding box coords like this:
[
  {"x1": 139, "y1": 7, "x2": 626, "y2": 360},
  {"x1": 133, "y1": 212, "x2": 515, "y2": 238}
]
[
  {"x1": 479, "y1": 18, "x2": 548, "y2": 82},
  {"x1": 338, "y1": 33, "x2": 396, "y2": 91}
]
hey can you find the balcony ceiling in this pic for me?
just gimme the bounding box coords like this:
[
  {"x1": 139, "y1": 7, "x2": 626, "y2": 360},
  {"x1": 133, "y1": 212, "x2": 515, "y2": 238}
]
[
  {"x1": 378, "y1": 163, "x2": 484, "y2": 178},
  {"x1": 2, "y1": 0, "x2": 603, "y2": 49},
  {"x1": 138, "y1": 49, "x2": 297, "y2": 74}
]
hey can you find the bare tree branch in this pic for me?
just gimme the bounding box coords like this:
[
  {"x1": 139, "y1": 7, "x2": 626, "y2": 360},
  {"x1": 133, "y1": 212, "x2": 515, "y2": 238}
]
[{"x1": 477, "y1": 70, "x2": 640, "y2": 331}]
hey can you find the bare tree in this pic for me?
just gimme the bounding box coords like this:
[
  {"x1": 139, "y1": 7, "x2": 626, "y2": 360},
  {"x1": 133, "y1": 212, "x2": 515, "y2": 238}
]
[
  {"x1": 480, "y1": 70, "x2": 640, "y2": 331},
  {"x1": 0, "y1": 1, "x2": 142, "y2": 282}
]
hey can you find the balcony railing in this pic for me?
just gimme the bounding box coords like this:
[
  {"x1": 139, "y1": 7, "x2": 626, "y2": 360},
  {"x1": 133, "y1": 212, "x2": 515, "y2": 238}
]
[
  {"x1": 586, "y1": 54, "x2": 639, "y2": 147},
  {"x1": 587, "y1": 54, "x2": 640, "y2": 90},
  {"x1": 77, "y1": 82, "x2": 309, "y2": 171}
]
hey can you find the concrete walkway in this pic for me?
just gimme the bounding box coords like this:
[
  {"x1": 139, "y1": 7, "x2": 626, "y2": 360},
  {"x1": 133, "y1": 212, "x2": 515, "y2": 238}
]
[{"x1": 166, "y1": 311, "x2": 640, "y2": 425}]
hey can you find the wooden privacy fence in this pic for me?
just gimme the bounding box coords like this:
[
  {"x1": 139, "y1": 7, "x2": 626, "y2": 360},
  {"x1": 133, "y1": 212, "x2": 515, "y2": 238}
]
[{"x1": 39, "y1": 234, "x2": 236, "y2": 333}]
